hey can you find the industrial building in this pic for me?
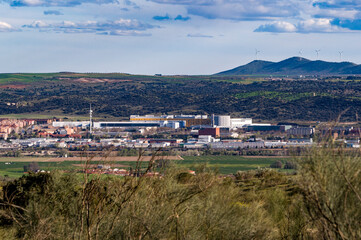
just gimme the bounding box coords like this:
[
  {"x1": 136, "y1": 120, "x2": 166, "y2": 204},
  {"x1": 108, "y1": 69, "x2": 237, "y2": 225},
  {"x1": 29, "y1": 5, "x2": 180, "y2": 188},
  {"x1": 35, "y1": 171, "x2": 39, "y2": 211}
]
[
  {"x1": 212, "y1": 115, "x2": 231, "y2": 127},
  {"x1": 212, "y1": 115, "x2": 253, "y2": 128},
  {"x1": 93, "y1": 121, "x2": 184, "y2": 129},
  {"x1": 53, "y1": 121, "x2": 90, "y2": 128},
  {"x1": 52, "y1": 114, "x2": 254, "y2": 131},
  {"x1": 130, "y1": 115, "x2": 210, "y2": 127},
  {"x1": 93, "y1": 122, "x2": 160, "y2": 128},
  {"x1": 209, "y1": 141, "x2": 265, "y2": 149},
  {"x1": 130, "y1": 114, "x2": 255, "y2": 129},
  {"x1": 199, "y1": 127, "x2": 221, "y2": 138},
  {"x1": 287, "y1": 127, "x2": 315, "y2": 136},
  {"x1": 230, "y1": 118, "x2": 252, "y2": 128},
  {"x1": 247, "y1": 125, "x2": 292, "y2": 132}
]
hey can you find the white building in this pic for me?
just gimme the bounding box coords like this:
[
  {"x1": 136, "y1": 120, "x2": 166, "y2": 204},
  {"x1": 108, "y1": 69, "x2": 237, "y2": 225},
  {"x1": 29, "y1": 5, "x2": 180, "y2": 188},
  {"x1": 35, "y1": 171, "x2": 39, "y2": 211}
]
[
  {"x1": 287, "y1": 138, "x2": 313, "y2": 146},
  {"x1": 151, "y1": 142, "x2": 171, "y2": 148},
  {"x1": 209, "y1": 141, "x2": 264, "y2": 149},
  {"x1": 287, "y1": 127, "x2": 315, "y2": 136},
  {"x1": 198, "y1": 135, "x2": 218, "y2": 143},
  {"x1": 212, "y1": 115, "x2": 253, "y2": 128},
  {"x1": 213, "y1": 115, "x2": 231, "y2": 127},
  {"x1": 93, "y1": 122, "x2": 160, "y2": 129},
  {"x1": 53, "y1": 121, "x2": 90, "y2": 128},
  {"x1": 231, "y1": 118, "x2": 253, "y2": 128},
  {"x1": 265, "y1": 140, "x2": 286, "y2": 148}
]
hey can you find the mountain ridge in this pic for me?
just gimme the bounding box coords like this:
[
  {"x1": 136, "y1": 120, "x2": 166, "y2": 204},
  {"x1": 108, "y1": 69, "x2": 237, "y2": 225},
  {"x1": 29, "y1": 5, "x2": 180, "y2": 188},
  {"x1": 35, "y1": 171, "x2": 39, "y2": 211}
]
[{"x1": 216, "y1": 57, "x2": 360, "y2": 75}]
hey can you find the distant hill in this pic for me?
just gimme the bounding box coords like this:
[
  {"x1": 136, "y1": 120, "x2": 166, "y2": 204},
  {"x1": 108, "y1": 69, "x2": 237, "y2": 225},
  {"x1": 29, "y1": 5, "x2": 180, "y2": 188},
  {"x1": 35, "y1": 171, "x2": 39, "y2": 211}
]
[{"x1": 216, "y1": 57, "x2": 361, "y2": 75}]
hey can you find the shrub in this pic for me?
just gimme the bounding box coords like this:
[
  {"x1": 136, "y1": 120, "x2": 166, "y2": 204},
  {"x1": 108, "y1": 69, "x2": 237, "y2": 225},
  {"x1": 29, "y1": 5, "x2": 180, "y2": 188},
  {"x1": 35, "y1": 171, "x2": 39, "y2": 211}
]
[
  {"x1": 0, "y1": 168, "x2": 277, "y2": 239},
  {"x1": 296, "y1": 144, "x2": 361, "y2": 239},
  {"x1": 284, "y1": 161, "x2": 297, "y2": 169},
  {"x1": 270, "y1": 160, "x2": 283, "y2": 169}
]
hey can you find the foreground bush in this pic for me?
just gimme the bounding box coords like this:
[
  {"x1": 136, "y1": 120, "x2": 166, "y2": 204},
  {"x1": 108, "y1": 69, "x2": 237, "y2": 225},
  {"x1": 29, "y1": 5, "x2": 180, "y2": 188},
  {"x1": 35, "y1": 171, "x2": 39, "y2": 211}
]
[
  {"x1": 0, "y1": 168, "x2": 276, "y2": 239},
  {"x1": 296, "y1": 145, "x2": 361, "y2": 239},
  {"x1": 1, "y1": 143, "x2": 360, "y2": 239}
]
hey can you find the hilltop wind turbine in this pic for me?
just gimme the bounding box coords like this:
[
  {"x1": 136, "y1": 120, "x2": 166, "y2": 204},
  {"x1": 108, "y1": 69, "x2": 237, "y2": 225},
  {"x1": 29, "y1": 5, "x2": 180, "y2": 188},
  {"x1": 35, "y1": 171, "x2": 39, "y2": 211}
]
[
  {"x1": 338, "y1": 51, "x2": 343, "y2": 61},
  {"x1": 255, "y1": 49, "x2": 260, "y2": 60},
  {"x1": 315, "y1": 49, "x2": 321, "y2": 59},
  {"x1": 298, "y1": 49, "x2": 303, "y2": 57}
]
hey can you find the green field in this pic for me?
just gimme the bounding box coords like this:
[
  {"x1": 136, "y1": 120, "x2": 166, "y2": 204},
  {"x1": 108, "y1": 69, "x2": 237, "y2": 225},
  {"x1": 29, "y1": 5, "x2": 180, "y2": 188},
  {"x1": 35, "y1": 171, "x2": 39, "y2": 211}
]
[
  {"x1": 0, "y1": 113, "x2": 94, "y2": 120},
  {"x1": 0, "y1": 73, "x2": 59, "y2": 84},
  {"x1": 0, "y1": 161, "x2": 77, "y2": 178},
  {"x1": 0, "y1": 155, "x2": 293, "y2": 178},
  {"x1": 0, "y1": 160, "x2": 128, "y2": 178},
  {"x1": 179, "y1": 156, "x2": 292, "y2": 174}
]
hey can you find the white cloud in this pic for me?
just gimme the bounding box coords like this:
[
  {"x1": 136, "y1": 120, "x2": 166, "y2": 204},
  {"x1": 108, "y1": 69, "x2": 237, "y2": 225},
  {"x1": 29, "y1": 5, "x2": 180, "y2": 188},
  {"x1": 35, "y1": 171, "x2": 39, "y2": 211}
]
[
  {"x1": 148, "y1": 0, "x2": 361, "y2": 30},
  {"x1": 313, "y1": 0, "x2": 361, "y2": 10},
  {"x1": 108, "y1": 30, "x2": 151, "y2": 36},
  {"x1": 22, "y1": 19, "x2": 156, "y2": 35},
  {"x1": 149, "y1": 0, "x2": 302, "y2": 20},
  {"x1": 20, "y1": 0, "x2": 43, "y2": 6},
  {"x1": 187, "y1": 33, "x2": 213, "y2": 38},
  {"x1": 255, "y1": 18, "x2": 344, "y2": 33},
  {"x1": 149, "y1": 0, "x2": 210, "y2": 4},
  {"x1": 297, "y1": 18, "x2": 341, "y2": 33},
  {"x1": 44, "y1": 10, "x2": 64, "y2": 15},
  {"x1": 0, "y1": 21, "x2": 18, "y2": 32},
  {"x1": 3, "y1": 0, "x2": 117, "y2": 7},
  {"x1": 26, "y1": 20, "x2": 49, "y2": 28},
  {"x1": 254, "y1": 21, "x2": 297, "y2": 32}
]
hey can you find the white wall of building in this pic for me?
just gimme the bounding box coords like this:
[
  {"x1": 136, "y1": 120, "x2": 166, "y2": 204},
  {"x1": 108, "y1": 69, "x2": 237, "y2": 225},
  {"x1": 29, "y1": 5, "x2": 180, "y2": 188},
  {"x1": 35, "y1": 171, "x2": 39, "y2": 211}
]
[
  {"x1": 231, "y1": 118, "x2": 252, "y2": 128},
  {"x1": 53, "y1": 121, "x2": 90, "y2": 128},
  {"x1": 213, "y1": 115, "x2": 231, "y2": 127}
]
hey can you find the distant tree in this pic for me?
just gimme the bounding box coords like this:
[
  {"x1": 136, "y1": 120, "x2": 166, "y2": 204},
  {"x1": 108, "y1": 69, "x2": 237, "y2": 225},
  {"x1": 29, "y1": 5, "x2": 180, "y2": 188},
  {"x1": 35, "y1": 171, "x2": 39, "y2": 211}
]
[
  {"x1": 24, "y1": 162, "x2": 39, "y2": 173},
  {"x1": 14, "y1": 150, "x2": 21, "y2": 158},
  {"x1": 270, "y1": 160, "x2": 283, "y2": 169},
  {"x1": 284, "y1": 161, "x2": 297, "y2": 169},
  {"x1": 58, "y1": 149, "x2": 68, "y2": 157},
  {"x1": 6, "y1": 150, "x2": 21, "y2": 157}
]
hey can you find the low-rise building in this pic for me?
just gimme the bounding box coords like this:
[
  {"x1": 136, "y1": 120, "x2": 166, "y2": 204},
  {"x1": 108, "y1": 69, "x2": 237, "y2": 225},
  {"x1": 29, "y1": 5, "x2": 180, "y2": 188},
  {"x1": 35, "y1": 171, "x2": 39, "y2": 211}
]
[
  {"x1": 209, "y1": 141, "x2": 264, "y2": 149},
  {"x1": 231, "y1": 118, "x2": 253, "y2": 128},
  {"x1": 247, "y1": 125, "x2": 292, "y2": 132},
  {"x1": 130, "y1": 115, "x2": 210, "y2": 127},
  {"x1": 287, "y1": 127, "x2": 315, "y2": 136},
  {"x1": 199, "y1": 127, "x2": 220, "y2": 138}
]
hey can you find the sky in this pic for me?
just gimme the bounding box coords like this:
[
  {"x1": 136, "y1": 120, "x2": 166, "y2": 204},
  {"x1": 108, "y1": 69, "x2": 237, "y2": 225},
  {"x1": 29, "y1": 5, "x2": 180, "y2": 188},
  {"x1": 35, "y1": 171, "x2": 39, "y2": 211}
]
[{"x1": 1, "y1": 0, "x2": 361, "y2": 75}]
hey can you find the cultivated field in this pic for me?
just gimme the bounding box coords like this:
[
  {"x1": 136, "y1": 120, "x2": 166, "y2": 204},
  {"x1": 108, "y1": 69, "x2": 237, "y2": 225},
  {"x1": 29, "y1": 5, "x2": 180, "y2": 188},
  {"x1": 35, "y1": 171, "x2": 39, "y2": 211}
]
[
  {"x1": 180, "y1": 156, "x2": 293, "y2": 174},
  {"x1": 0, "y1": 155, "x2": 292, "y2": 178},
  {"x1": 0, "y1": 156, "x2": 182, "y2": 162}
]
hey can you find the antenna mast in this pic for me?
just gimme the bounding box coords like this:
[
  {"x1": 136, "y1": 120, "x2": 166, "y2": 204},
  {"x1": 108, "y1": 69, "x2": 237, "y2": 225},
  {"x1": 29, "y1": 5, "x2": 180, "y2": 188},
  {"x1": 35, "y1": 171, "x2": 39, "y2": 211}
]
[{"x1": 89, "y1": 104, "x2": 93, "y2": 134}]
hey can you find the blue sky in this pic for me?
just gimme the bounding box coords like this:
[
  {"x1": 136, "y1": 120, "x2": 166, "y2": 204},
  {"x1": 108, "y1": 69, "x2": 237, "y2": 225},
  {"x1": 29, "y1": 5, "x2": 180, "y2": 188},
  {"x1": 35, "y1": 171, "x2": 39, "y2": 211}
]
[{"x1": 1, "y1": 0, "x2": 361, "y2": 74}]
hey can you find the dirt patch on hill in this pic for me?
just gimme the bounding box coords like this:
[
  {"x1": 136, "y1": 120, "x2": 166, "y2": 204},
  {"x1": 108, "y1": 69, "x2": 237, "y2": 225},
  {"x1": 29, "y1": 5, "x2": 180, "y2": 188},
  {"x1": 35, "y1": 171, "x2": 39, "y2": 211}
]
[
  {"x1": 244, "y1": 156, "x2": 291, "y2": 158},
  {"x1": 72, "y1": 164, "x2": 129, "y2": 168},
  {"x1": 73, "y1": 78, "x2": 132, "y2": 83}
]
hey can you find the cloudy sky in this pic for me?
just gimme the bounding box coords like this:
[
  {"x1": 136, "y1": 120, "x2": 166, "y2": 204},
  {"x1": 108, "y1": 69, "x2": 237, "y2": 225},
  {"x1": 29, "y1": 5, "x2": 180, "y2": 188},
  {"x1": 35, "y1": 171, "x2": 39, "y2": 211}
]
[{"x1": 1, "y1": 0, "x2": 361, "y2": 74}]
